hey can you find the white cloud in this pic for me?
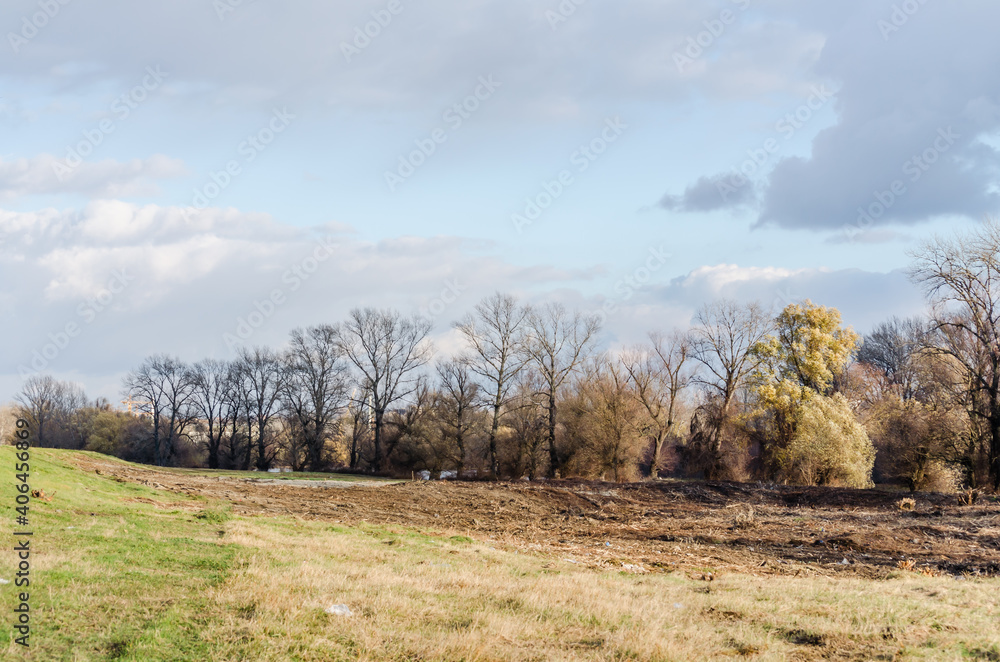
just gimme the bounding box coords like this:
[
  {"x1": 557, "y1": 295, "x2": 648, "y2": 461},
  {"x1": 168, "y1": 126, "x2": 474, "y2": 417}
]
[
  {"x1": 0, "y1": 154, "x2": 186, "y2": 200},
  {"x1": 0, "y1": 199, "x2": 929, "y2": 401},
  {"x1": 0, "y1": 201, "x2": 592, "y2": 397},
  {"x1": 589, "y1": 262, "x2": 926, "y2": 350}
]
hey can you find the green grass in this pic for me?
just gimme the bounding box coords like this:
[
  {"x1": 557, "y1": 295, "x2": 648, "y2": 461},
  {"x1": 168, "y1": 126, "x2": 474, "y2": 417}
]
[
  {"x1": 0, "y1": 448, "x2": 242, "y2": 660},
  {"x1": 1, "y1": 448, "x2": 999, "y2": 661}
]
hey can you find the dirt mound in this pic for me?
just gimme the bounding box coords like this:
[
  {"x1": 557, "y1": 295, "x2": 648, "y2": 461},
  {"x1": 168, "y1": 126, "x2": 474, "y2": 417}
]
[{"x1": 68, "y1": 453, "x2": 1000, "y2": 578}]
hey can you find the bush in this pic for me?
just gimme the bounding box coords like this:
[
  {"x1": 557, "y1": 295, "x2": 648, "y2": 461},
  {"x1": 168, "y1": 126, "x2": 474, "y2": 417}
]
[
  {"x1": 774, "y1": 394, "x2": 875, "y2": 488},
  {"x1": 919, "y1": 460, "x2": 962, "y2": 493},
  {"x1": 864, "y1": 398, "x2": 968, "y2": 491}
]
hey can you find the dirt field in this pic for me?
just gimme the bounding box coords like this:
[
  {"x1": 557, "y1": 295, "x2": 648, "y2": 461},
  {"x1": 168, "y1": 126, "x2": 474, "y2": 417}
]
[{"x1": 70, "y1": 454, "x2": 1000, "y2": 580}]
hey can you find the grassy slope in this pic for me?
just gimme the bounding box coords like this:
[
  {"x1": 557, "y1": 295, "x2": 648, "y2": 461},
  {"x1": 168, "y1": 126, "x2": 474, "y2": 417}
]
[{"x1": 0, "y1": 447, "x2": 997, "y2": 661}]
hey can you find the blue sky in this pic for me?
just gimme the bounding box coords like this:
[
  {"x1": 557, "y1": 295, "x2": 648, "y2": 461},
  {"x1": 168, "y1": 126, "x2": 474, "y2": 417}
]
[{"x1": 2, "y1": 0, "x2": 997, "y2": 401}]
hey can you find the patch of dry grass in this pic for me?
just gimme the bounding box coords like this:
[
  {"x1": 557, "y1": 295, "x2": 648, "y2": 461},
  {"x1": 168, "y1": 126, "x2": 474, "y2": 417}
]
[
  {"x1": 3, "y1": 448, "x2": 999, "y2": 661},
  {"x1": 200, "y1": 517, "x2": 1000, "y2": 661}
]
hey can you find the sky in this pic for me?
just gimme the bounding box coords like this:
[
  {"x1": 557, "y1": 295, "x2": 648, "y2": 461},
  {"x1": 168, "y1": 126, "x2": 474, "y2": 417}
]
[{"x1": 1, "y1": 0, "x2": 998, "y2": 403}]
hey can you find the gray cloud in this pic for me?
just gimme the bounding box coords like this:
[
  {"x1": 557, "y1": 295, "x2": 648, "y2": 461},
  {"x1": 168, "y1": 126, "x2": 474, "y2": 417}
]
[
  {"x1": 0, "y1": 0, "x2": 824, "y2": 116},
  {"x1": 757, "y1": 2, "x2": 1000, "y2": 229},
  {"x1": 660, "y1": 172, "x2": 757, "y2": 212},
  {"x1": 659, "y1": 2, "x2": 1000, "y2": 231}
]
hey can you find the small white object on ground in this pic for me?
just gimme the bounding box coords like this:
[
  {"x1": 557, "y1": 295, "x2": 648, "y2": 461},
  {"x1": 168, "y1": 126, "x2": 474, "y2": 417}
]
[
  {"x1": 0, "y1": 578, "x2": 9, "y2": 584},
  {"x1": 621, "y1": 563, "x2": 647, "y2": 574},
  {"x1": 325, "y1": 604, "x2": 352, "y2": 616},
  {"x1": 839, "y1": 558, "x2": 849, "y2": 565}
]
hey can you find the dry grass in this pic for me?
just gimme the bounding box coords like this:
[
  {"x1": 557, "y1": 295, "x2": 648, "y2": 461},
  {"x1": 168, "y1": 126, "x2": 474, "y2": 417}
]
[
  {"x1": 729, "y1": 504, "x2": 757, "y2": 529},
  {"x1": 3, "y1": 448, "x2": 1000, "y2": 661},
  {"x1": 190, "y1": 517, "x2": 1000, "y2": 661}
]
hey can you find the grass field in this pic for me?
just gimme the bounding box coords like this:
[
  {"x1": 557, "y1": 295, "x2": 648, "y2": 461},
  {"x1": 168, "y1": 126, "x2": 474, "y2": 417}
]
[{"x1": 1, "y1": 447, "x2": 998, "y2": 661}]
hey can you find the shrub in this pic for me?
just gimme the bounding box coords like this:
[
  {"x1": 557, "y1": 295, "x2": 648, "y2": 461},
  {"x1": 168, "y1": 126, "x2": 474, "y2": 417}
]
[{"x1": 774, "y1": 394, "x2": 875, "y2": 488}]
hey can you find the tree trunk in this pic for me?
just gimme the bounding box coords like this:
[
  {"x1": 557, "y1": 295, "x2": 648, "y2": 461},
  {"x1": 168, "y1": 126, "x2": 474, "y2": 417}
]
[
  {"x1": 242, "y1": 417, "x2": 253, "y2": 470},
  {"x1": 456, "y1": 419, "x2": 465, "y2": 475},
  {"x1": 256, "y1": 416, "x2": 270, "y2": 471},
  {"x1": 205, "y1": 415, "x2": 219, "y2": 469},
  {"x1": 152, "y1": 412, "x2": 162, "y2": 467},
  {"x1": 649, "y1": 431, "x2": 666, "y2": 478},
  {"x1": 990, "y1": 404, "x2": 1000, "y2": 491},
  {"x1": 307, "y1": 421, "x2": 323, "y2": 472},
  {"x1": 373, "y1": 409, "x2": 384, "y2": 472},
  {"x1": 547, "y1": 388, "x2": 558, "y2": 478},
  {"x1": 488, "y1": 406, "x2": 500, "y2": 479},
  {"x1": 208, "y1": 425, "x2": 219, "y2": 470}
]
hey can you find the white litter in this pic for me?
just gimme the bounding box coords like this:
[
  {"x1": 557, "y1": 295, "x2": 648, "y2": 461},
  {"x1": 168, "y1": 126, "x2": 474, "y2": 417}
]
[
  {"x1": 325, "y1": 604, "x2": 352, "y2": 616},
  {"x1": 0, "y1": 578, "x2": 9, "y2": 584},
  {"x1": 839, "y1": 558, "x2": 849, "y2": 565},
  {"x1": 621, "y1": 563, "x2": 647, "y2": 574}
]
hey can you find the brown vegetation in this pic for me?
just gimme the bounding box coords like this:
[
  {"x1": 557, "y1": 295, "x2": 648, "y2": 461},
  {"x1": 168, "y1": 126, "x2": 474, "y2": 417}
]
[{"x1": 69, "y1": 452, "x2": 1000, "y2": 580}]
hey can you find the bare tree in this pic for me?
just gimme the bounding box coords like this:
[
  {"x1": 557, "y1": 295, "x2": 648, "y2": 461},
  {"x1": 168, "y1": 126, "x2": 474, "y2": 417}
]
[
  {"x1": 344, "y1": 390, "x2": 372, "y2": 470},
  {"x1": 909, "y1": 221, "x2": 1000, "y2": 489},
  {"x1": 336, "y1": 308, "x2": 432, "y2": 472},
  {"x1": 122, "y1": 356, "x2": 196, "y2": 466},
  {"x1": 456, "y1": 293, "x2": 529, "y2": 477},
  {"x1": 282, "y1": 325, "x2": 349, "y2": 471},
  {"x1": 220, "y1": 360, "x2": 250, "y2": 470},
  {"x1": 435, "y1": 359, "x2": 480, "y2": 474},
  {"x1": 0, "y1": 405, "x2": 19, "y2": 445},
  {"x1": 504, "y1": 371, "x2": 549, "y2": 480},
  {"x1": 622, "y1": 331, "x2": 692, "y2": 477},
  {"x1": 564, "y1": 356, "x2": 646, "y2": 482},
  {"x1": 688, "y1": 300, "x2": 773, "y2": 479},
  {"x1": 856, "y1": 316, "x2": 929, "y2": 401},
  {"x1": 524, "y1": 302, "x2": 602, "y2": 478},
  {"x1": 382, "y1": 376, "x2": 435, "y2": 471},
  {"x1": 232, "y1": 347, "x2": 286, "y2": 471},
  {"x1": 14, "y1": 375, "x2": 87, "y2": 448},
  {"x1": 190, "y1": 359, "x2": 233, "y2": 469}
]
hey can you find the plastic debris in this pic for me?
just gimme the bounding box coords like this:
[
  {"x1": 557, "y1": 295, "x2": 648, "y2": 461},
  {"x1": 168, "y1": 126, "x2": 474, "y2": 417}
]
[{"x1": 325, "y1": 604, "x2": 352, "y2": 616}]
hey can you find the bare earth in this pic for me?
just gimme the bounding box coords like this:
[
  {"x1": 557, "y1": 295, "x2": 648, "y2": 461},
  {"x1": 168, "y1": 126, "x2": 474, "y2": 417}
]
[{"x1": 70, "y1": 454, "x2": 1000, "y2": 580}]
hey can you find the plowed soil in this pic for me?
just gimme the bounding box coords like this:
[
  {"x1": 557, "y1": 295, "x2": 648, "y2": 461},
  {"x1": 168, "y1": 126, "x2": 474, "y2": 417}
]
[{"x1": 70, "y1": 454, "x2": 1000, "y2": 579}]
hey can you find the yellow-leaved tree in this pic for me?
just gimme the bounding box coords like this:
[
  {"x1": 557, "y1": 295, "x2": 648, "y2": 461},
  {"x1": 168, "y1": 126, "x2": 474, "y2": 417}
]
[{"x1": 750, "y1": 301, "x2": 874, "y2": 487}]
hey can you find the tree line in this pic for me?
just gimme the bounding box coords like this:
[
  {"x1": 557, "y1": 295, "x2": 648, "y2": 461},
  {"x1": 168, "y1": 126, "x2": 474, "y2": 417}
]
[{"x1": 9, "y1": 221, "x2": 1000, "y2": 491}]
